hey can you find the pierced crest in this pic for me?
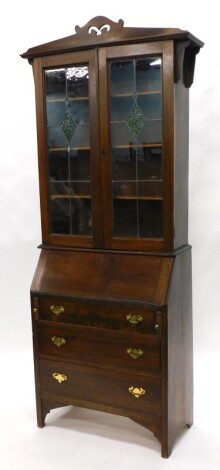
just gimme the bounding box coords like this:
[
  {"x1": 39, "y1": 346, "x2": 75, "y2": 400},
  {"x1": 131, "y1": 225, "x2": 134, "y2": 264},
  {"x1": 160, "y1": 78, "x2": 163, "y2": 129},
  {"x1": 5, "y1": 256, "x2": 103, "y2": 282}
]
[
  {"x1": 75, "y1": 16, "x2": 124, "y2": 36},
  {"x1": 88, "y1": 24, "x2": 110, "y2": 35}
]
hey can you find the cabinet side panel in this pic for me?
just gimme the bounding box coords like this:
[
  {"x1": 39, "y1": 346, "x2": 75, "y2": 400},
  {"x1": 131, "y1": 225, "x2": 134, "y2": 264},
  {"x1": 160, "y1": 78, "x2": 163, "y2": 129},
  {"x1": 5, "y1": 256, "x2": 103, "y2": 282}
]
[
  {"x1": 33, "y1": 58, "x2": 50, "y2": 244},
  {"x1": 30, "y1": 294, "x2": 45, "y2": 426},
  {"x1": 174, "y1": 82, "x2": 189, "y2": 248},
  {"x1": 166, "y1": 247, "x2": 193, "y2": 453},
  {"x1": 162, "y1": 41, "x2": 175, "y2": 251}
]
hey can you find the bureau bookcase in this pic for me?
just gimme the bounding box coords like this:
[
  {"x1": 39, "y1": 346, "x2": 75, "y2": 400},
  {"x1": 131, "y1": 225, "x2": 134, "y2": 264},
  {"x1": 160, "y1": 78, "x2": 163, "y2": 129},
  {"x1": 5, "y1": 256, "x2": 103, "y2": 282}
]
[{"x1": 22, "y1": 17, "x2": 203, "y2": 457}]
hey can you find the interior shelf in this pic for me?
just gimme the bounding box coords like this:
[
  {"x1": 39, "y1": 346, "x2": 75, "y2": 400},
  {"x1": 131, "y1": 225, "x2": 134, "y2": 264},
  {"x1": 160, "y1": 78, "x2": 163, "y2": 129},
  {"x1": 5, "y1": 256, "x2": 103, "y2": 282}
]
[
  {"x1": 49, "y1": 144, "x2": 161, "y2": 152},
  {"x1": 113, "y1": 195, "x2": 163, "y2": 200},
  {"x1": 47, "y1": 96, "x2": 89, "y2": 103},
  {"x1": 49, "y1": 147, "x2": 90, "y2": 152},
  {"x1": 112, "y1": 143, "x2": 162, "y2": 149},
  {"x1": 111, "y1": 91, "x2": 161, "y2": 98},
  {"x1": 50, "y1": 194, "x2": 91, "y2": 199}
]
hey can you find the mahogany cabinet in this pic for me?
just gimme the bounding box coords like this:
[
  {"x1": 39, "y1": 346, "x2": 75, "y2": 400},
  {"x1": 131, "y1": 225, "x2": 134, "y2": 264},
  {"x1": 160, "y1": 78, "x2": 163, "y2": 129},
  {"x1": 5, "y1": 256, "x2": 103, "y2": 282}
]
[{"x1": 22, "y1": 17, "x2": 203, "y2": 457}]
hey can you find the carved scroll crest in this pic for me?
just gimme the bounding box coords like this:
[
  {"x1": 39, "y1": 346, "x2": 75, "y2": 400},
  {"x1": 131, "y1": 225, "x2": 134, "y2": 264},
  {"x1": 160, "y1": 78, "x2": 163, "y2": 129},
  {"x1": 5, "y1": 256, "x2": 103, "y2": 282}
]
[{"x1": 75, "y1": 16, "x2": 124, "y2": 36}]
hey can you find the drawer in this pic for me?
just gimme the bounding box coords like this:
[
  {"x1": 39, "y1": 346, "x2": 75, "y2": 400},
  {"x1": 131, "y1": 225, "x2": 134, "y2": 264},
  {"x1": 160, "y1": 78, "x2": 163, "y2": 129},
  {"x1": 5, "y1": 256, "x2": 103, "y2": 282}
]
[
  {"x1": 40, "y1": 359, "x2": 161, "y2": 414},
  {"x1": 38, "y1": 324, "x2": 161, "y2": 374},
  {"x1": 37, "y1": 296, "x2": 162, "y2": 336}
]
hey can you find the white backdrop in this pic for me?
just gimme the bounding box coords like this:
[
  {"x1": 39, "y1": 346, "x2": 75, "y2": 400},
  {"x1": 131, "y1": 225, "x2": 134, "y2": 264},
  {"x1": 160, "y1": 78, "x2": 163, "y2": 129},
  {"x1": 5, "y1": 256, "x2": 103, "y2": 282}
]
[{"x1": 0, "y1": 1, "x2": 219, "y2": 468}]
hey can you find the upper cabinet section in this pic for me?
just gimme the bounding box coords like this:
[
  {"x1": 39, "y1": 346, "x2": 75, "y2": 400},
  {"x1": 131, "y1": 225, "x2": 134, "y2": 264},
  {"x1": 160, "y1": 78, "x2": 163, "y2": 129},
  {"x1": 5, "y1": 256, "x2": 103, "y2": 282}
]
[{"x1": 22, "y1": 17, "x2": 203, "y2": 252}]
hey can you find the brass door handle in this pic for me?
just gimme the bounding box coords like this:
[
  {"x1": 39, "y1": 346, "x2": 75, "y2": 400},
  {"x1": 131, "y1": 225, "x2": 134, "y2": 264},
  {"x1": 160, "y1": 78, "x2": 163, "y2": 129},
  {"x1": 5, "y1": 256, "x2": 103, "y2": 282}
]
[
  {"x1": 52, "y1": 373, "x2": 67, "y2": 384},
  {"x1": 51, "y1": 336, "x2": 66, "y2": 347},
  {"x1": 128, "y1": 386, "x2": 145, "y2": 398},
  {"x1": 50, "y1": 305, "x2": 65, "y2": 316},
  {"x1": 126, "y1": 314, "x2": 143, "y2": 325},
  {"x1": 127, "y1": 348, "x2": 144, "y2": 359}
]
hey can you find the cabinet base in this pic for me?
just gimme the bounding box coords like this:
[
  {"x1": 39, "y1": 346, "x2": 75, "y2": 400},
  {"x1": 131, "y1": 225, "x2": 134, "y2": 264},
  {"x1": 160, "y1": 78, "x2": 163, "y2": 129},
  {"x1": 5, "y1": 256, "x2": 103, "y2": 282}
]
[{"x1": 36, "y1": 399, "x2": 192, "y2": 458}]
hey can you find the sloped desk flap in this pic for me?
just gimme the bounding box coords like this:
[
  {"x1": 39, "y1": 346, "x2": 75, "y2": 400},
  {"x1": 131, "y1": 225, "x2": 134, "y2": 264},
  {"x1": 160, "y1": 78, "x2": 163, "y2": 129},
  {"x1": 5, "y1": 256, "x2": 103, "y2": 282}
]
[{"x1": 31, "y1": 250, "x2": 173, "y2": 306}]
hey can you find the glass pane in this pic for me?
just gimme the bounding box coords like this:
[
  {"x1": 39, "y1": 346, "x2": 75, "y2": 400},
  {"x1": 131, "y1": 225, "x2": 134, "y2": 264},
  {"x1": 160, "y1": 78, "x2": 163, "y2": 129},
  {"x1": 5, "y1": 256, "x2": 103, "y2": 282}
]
[
  {"x1": 137, "y1": 146, "x2": 162, "y2": 180},
  {"x1": 113, "y1": 182, "x2": 136, "y2": 199},
  {"x1": 47, "y1": 126, "x2": 68, "y2": 149},
  {"x1": 138, "y1": 181, "x2": 162, "y2": 199},
  {"x1": 139, "y1": 121, "x2": 162, "y2": 143},
  {"x1": 71, "y1": 198, "x2": 92, "y2": 235},
  {"x1": 70, "y1": 182, "x2": 91, "y2": 197},
  {"x1": 136, "y1": 58, "x2": 162, "y2": 93},
  {"x1": 110, "y1": 96, "x2": 134, "y2": 122},
  {"x1": 45, "y1": 69, "x2": 66, "y2": 100},
  {"x1": 109, "y1": 56, "x2": 163, "y2": 240},
  {"x1": 113, "y1": 200, "x2": 137, "y2": 236},
  {"x1": 49, "y1": 181, "x2": 69, "y2": 196},
  {"x1": 45, "y1": 65, "x2": 92, "y2": 236},
  {"x1": 112, "y1": 148, "x2": 136, "y2": 181},
  {"x1": 137, "y1": 94, "x2": 162, "y2": 120},
  {"x1": 139, "y1": 201, "x2": 163, "y2": 238},
  {"x1": 46, "y1": 101, "x2": 66, "y2": 127},
  {"x1": 67, "y1": 66, "x2": 89, "y2": 98},
  {"x1": 69, "y1": 100, "x2": 89, "y2": 124},
  {"x1": 110, "y1": 61, "x2": 134, "y2": 95},
  {"x1": 49, "y1": 150, "x2": 68, "y2": 181},
  {"x1": 111, "y1": 122, "x2": 134, "y2": 147},
  {"x1": 70, "y1": 149, "x2": 90, "y2": 181},
  {"x1": 70, "y1": 124, "x2": 90, "y2": 147},
  {"x1": 50, "y1": 198, "x2": 71, "y2": 234}
]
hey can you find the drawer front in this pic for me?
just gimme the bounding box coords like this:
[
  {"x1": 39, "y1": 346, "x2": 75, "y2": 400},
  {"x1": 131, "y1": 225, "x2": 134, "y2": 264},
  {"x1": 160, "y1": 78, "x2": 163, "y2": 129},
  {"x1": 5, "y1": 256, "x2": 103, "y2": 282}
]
[
  {"x1": 38, "y1": 296, "x2": 162, "y2": 336},
  {"x1": 38, "y1": 324, "x2": 161, "y2": 374},
  {"x1": 40, "y1": 359, "x2": 161, "y2": 414}
]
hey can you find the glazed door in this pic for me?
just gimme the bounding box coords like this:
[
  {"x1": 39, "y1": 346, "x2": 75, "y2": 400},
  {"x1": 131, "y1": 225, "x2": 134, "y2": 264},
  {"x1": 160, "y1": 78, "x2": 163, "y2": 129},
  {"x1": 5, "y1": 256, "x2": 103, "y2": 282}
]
[
  {"x1": 33, "y1": 50, "x2": 102, "y2": 248},
  {"x1": 99, "y1": 42, "x2": 174, "y2": 251}
]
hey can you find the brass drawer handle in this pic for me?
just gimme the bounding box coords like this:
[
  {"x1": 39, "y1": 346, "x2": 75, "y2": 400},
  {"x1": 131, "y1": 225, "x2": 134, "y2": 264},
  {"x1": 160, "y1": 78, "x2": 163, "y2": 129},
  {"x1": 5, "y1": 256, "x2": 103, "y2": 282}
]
[
  {"x1": 52, "y1": 373, "x2": 67, "y2": 384},
  {"x1": 128, "y1": 386, "x2": 145, "y2": 398},
  {"x1": 50, "y1": 305, "x2": 65, "y2": 316},
  {"x1": 51, "y1": 336, "x2": 66, "y2": 347},
  {"x1": 126, "y1": 314, "x2": 143, "y2": 325},
  {"x1": 127, "y1": 348, "x2": 144, "y2": 359}
]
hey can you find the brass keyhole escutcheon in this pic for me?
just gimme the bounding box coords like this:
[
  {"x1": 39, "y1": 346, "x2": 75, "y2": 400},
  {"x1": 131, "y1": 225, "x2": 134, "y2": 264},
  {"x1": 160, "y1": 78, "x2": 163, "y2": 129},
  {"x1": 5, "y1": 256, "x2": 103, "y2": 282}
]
[
  {"x1": 51, "y1": 336, "x2": 66, "y2": 347},
  {"x1": 126, "y1": 314, "x2": 143, "y2": 325},
  {"x1": 50, "y1": 305, "x2": 65, "y2": 316},
  {"x1": 128, "y1": 386, "x2": 145, "y2": 398},
  {"x1": 52, "y1": 373, "x2": 67, "y2": 384},
  {"x1": 127, "y1": 348, "x2": 144, "y2": 359}
]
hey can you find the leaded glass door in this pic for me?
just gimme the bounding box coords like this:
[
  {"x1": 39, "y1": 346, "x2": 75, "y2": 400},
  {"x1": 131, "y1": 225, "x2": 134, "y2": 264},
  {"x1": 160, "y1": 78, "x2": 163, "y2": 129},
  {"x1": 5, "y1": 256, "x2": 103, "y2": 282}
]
[
  {"x1": 99, "y1": 42, "x2": 174, "y2": 251},
  {"x1": 35, "y1": 50, "x2": 102, "y2": 248}
]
